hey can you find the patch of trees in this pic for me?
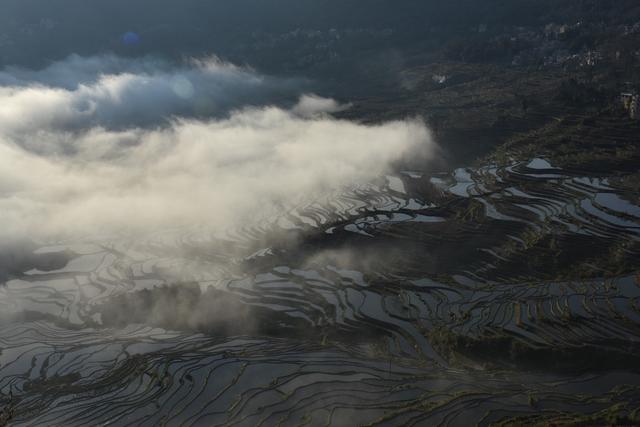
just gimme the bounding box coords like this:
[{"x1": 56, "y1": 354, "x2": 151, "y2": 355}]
[
  {"x1": 444, "y1": 36, "x2": 533, "y2": 63},
  {"x1": 555, "y1": 78, "x2": 606, "y2": 107}
]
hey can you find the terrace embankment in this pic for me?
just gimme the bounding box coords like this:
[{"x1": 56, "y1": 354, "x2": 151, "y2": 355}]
[{"x1": 1, "y1": 136, "x2": 639, "y2": 424}]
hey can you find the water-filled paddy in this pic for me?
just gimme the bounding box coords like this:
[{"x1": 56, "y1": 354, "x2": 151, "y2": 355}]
[{"x1": 2, "y1": 158, "x2": 640, "y2": 425}]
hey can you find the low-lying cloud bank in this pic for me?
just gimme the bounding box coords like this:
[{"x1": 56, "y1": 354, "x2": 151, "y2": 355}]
[
  {"x1": 0, "y1": 55, "x2": 304, "y2": 139},
  {"x1": 0, "y1": 55, "x2": 434, "y2": 242}
]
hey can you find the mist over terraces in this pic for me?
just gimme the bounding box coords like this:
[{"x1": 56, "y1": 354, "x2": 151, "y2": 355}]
[{"x1": 0, "y1": 1, "x2": 639, "y2": 426}]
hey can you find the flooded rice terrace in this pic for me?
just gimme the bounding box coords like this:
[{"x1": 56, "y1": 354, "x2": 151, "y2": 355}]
[{"x1": 2, "y1": 157, "x2": 640, "y2": 426}]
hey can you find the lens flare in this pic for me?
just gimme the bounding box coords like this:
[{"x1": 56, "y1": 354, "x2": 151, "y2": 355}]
[{"x1": 122, "y1": 32, "x2": 141, "y2": 46}]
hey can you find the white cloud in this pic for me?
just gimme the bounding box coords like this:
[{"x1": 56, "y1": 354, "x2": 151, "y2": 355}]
[
  {"x1": 0, "y1": 56, "x2": 434, "y2": 242},
  {"x1": 292, "y1": 94, "x2": 351, "y2": 117},
  {"x1": 0, "y1": 55, "x2": 303, "y2": 139}
]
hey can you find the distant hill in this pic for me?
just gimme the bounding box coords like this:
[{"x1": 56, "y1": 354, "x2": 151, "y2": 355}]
[{"x1": 1, "y1": 0, "x2": 639, "y2": 70}]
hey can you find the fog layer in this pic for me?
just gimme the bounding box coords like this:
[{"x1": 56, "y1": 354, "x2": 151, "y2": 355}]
[{"x1": 0, "y1": 56, "x2": 434, "y2": 241}]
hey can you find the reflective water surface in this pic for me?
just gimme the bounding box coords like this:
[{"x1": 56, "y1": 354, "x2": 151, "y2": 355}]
[{"x1": 2, "y1": 158, "x2": 640, "y2": 426}]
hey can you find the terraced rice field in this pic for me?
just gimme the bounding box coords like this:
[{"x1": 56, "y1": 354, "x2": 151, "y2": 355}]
[{"x1": 1, "y1": 157, "x2": 640, "y2": 426}]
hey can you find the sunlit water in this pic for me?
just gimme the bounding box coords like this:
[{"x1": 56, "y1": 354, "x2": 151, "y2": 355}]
[{"x1": 2, "y1": 158, "x2": 640, "y2": 426}]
